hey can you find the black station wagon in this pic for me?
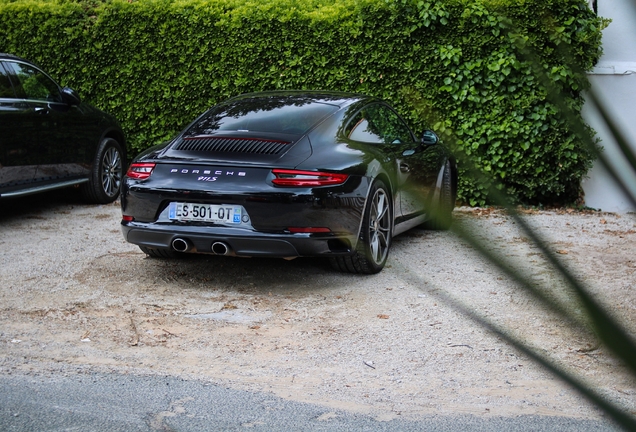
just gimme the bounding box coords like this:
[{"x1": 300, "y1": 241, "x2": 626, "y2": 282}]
[{"x1": 0, "y1": 53, "x2": 126, "y2": 203}]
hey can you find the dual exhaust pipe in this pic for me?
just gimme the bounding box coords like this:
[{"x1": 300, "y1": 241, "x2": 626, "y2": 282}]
[{"x1": 171, "y1": 238, "x2": 230, "y2": 255}]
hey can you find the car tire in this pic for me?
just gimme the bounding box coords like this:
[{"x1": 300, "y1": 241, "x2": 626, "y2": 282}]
[
  {"x1": 139, "y1": 246, "x2": 183, "y2": 259},
  {"x1": 330, "y1": 179, "x2": 392, "y2": 274},
  {"x1": 81, "y1": 138, "x2": 124, "y2": 204},
  {"x1": 423, "y1": 159, "x2": 454, "y2": 230}
]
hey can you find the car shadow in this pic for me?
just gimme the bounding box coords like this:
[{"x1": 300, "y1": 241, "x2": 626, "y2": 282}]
[
  {"x1": 115, "y1": 248, "x2": 350, "y2": 295},
  {"x1": 153, "y1": 250, "x2": 335, "y2": 274},
  {"x1": 0, "y1": 188, "x2": 91, "y2": 221}
]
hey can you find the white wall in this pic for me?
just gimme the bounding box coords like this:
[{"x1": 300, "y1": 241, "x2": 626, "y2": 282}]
[{"x1": 582, "y1": 0, "x2": 636, "y2": 212}]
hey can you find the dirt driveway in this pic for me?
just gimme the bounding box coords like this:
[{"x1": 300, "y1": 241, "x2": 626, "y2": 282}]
[{"x1": 1, "y1": 191, "x2": 635, "y2": 422}]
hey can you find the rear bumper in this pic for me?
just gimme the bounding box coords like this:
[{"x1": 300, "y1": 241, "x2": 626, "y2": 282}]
[
  {"x1": 121, "y1": 172, "x2": 371, "y2": 258},
  {"x1": 121, "y1": 222, "x2": 357, "y2": 258}
]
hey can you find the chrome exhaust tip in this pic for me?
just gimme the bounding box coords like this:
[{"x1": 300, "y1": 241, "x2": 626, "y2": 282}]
[
  {"x1": 171, "y1": 238, "x2": 191, "y2": 252},
  {"x1": 211, "y1": 241, "x2": 230, "y2": 255}
]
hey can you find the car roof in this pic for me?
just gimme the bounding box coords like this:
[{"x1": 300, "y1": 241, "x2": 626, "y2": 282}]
[{"x1": 0, "y1": 53, "x2": 29, "y2": 62}]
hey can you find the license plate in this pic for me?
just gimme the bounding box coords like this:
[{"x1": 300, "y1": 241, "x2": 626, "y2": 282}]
[{"x1": 168, "y1": 202, "x2": 244, "y2": 224}]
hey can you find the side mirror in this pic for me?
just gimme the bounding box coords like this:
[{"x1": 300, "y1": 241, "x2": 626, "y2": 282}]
[
  {"x1": 421, "y1": 130, "x2": 439, "y2": 146},
  {"x1": 61, "y1": 87, "x2": 81, "y2": 106}
]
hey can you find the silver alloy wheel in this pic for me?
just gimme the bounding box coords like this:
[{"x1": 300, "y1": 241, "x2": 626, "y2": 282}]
[
  {"x1": 328, "y1": 180, "x2": 392, "y2": 274},
  {"x1": 101, "y1": 146, "x2": 123, "y2": 198},
  {"x1": 368, "y1": 187, "x2": 390, "y2": 265}
]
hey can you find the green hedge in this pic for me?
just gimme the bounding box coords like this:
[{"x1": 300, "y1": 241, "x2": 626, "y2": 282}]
[{"x1": 0, "y1": 0, "x2": 604, "y2": 206}]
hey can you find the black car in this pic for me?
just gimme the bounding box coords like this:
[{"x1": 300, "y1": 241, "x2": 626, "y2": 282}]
[
  {"x1": 121, "y1": 91, "x2": 456, "y2": 274},
  {"x1": 0, "y1": 53, "x2": 126, "y2": 203}
]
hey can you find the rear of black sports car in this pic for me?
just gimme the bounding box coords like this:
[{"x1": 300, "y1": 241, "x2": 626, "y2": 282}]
[{"x1": 121, "y1": 92, "x2": 372, "y2": 261}]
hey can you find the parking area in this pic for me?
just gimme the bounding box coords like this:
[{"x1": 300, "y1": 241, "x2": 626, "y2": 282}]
[{"x1": 1, "y1": 191, "x2": 635, "y2": 421}]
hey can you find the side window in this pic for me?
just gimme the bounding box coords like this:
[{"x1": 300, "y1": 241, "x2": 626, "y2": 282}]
[
  {"x1": 0, "y1": 63, "x2": 15, "y2": 98},
  {"x1": 4, "y1": 61, "x2": 62, "y2": 102},
  {"x1": 344, "y1": 104, "x2": 413, "y2": 144}
]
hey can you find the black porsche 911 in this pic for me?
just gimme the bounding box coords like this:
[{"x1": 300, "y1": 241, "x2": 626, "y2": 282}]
[{"x1": 121, "y1": 91, "x2": 456, "y2": 274}]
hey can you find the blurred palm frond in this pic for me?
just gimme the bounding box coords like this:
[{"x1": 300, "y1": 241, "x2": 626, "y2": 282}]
[{"x1": 413, "y1": 2, "x2": 636, "y2": 429}]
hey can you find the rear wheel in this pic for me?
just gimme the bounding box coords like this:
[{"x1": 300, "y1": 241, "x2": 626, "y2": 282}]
[
  {"x1": 81, "y1": 138, "x2": 124, "y2": 204},
  {"x1": 330, "y1": 180, "x2": 392, "y2": 274},
  {"x1": 423, "y1": 159, "x2": 454, "y2": 230}
]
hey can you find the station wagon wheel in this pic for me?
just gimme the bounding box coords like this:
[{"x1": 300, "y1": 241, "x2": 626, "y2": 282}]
[
  {"x1": 81, "y1": 138, "x2": 124, "y2": 204},
  {"x1": 101, "y1": 144, "x2": 123, "y2": 198},
  {"x1": 330, "y1": 179, "x2": 392, "y2": 274}
]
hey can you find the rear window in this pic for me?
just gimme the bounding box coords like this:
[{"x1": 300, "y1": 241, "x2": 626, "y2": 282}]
[{"x1": 185, "y1": 98, "x2": 339, "y2": 136}]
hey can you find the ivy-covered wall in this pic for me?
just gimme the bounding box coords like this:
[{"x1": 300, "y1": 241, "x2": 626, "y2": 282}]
[{"x1": 0, "y1": 0, "x2": 604, "y2": 206}]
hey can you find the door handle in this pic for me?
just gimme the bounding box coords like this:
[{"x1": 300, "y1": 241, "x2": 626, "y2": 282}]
[
  {"x1": 34, "y1": 107, "x2": 49, "y2": 114},
  {"x1": 400, "y1": 163, "x2": 410, "y2": 173}
]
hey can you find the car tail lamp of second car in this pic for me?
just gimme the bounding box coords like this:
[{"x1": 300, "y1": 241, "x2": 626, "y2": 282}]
[
  {"x1": 271, "y1": 169, "x2": 348, "y2": 187},
  {"x1": 126, "y1": 163, "x2": 156, "y2": 180}
]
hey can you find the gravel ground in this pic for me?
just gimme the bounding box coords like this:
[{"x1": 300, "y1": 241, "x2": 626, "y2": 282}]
[{"x1": 0, "y1": 191, "x2": 635, "y2": 422}]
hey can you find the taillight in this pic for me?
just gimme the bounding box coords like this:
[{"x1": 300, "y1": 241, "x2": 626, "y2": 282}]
[
  {"x1": 126, "y1": 163, "x2": 156, "y2": 180},
  {"x1": 271, "y1": 169, "x2": 348, "y2": 187},
  {"x1": 122, "y1": 215, "x2": 134, "y2": 222}
]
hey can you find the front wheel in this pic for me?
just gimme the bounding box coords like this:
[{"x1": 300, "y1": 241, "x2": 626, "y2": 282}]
[
  {"x1": 81, "y1": 138, "x2": 124, "y2": 204},
  {"x1": 330, "y1": 180, "x2": 392, "y2": 274}
]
